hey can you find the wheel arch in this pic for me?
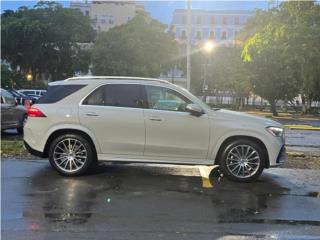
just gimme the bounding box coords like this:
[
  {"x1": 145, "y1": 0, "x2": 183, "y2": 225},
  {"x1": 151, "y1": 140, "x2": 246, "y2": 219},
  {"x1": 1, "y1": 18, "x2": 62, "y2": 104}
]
[
  {"x1": 213, "y1": 135, "x2": 270, "y2": 168},
  {"x1": 43, "y1": 128, "x2": 99, "y2": 158}
]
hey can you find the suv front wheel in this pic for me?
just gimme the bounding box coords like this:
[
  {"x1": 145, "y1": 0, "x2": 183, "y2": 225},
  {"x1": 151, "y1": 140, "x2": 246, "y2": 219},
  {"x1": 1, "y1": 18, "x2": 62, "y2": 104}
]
[
  {"x1": 49, "y1": 134, "x2": 95, "y2": 176},
  {"x1": 219, "y1": 139, "x2": 265, "y2": 182}
]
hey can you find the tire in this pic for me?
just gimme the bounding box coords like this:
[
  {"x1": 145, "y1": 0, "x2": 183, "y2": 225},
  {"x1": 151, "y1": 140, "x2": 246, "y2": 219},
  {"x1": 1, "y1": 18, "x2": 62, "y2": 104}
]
[
  {"x1": 48, "y1": 134, "x2": 96, "y2": 176},
  {"x1": 219, "y1": 139, "x2": 265, "y2": 182},
  {"x1": 17, "y1": 115, "x2": 27, "y2": 135}
]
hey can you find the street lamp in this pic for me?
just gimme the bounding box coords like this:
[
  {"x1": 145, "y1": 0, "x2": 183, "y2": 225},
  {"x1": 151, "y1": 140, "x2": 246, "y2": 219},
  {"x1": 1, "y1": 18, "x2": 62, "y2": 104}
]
[
  {"x1": 26, "y1": 73, "x2": 33, "y2": 81},
  {"x1": 203, "y1": 41, "x2": 215, "y2": 53},
  {"x1": 202, "y1": 41, "x2": 215, "y2": 103}
]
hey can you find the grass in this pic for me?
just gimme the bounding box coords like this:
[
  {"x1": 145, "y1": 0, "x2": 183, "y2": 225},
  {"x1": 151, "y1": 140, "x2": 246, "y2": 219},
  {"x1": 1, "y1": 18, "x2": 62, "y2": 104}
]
[{"x1": 1, "y1": 139, "x2": 29, "y2": 158}]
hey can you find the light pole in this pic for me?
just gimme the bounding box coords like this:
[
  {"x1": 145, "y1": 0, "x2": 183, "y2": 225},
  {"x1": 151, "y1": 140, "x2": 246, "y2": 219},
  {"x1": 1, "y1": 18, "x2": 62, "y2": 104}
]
[
  {"x1": 202, "y1": 41, "x2": 215, "y2": 103},
  {"x1": 186, "y1": 0, "x2": 191, "y2": 91}
]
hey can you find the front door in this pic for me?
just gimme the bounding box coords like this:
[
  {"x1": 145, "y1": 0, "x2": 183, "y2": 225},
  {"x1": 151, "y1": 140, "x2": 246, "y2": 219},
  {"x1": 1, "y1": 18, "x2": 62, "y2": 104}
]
[
  {"x1": 143, "y1": 85, "x2": 210, "y2": 162},
  {"x1": 79, "y1": 84, "x2": 145, "y2": 156}
]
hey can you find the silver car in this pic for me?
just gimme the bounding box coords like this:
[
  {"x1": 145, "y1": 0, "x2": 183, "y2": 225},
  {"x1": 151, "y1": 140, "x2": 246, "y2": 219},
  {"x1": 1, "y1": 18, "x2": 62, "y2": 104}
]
[
  {"x1": 1, "y1": 88, "x2": 27, "y2": 134},
  {"x1": 24, "y1": 76, "x2": 286, "y2": 182}
]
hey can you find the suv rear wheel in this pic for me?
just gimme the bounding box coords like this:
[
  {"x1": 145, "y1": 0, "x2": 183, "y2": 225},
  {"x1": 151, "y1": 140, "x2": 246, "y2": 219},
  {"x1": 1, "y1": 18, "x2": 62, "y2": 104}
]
[
  {"x1": 219, "y1": 139, "x2": 265, "y2": 182},
  {"x1": 48, "y1": 134, "x2": 95, "y2": 176}
]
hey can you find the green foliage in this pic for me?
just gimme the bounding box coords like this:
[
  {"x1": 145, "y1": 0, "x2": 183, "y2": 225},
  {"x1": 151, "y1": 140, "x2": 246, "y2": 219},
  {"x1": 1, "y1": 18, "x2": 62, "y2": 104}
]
[
  {"x1": 241, "y1": 1, "x2": 320, "y2": 115},
  {"x1": 1, "y1": 1, "x2": 95, "y2": 82},
  {"x1": 1, "y1": 64, "x2": 13, "y2": 88},
  {"x1": 91, "y1": 13, "x2": 179, "y2": 77},
  {"x1": 190, "y1": 46, "x2": 251, "y2": 109}
]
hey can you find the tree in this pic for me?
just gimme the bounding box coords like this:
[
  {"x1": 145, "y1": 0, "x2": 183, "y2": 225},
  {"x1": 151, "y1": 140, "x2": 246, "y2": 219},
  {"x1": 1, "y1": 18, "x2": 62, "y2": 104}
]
[
  {"x1": 241, "y1": 1, "x2": 320, "y2": 115},
  {"x1": 1, "y1": 64, "x2": 13, "y2": 88},
  {"x1": 189, "y1": 46, "x2": 251, "y2": 110},
  {"x1": 1, "y1": 1, "x2": 95, "y2": 83},
  {"x1": 91, "y1": 13, "x2": 178, "y2": 77}
]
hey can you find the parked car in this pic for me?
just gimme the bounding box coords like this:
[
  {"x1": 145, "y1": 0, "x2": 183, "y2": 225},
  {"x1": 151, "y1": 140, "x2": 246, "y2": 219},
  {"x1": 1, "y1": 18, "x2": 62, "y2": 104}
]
[
  {"x1": 1, "y1": 88, "x2": 27, "y2": 134},
  {"x1": 24, "y1": 76, "x2": 286, "y2": 181},
  {"x1": 7, "y1": 89, "x2": 36, "y2": 109},
  {"x1": 17, "y1": 89, "x2": 46, "y2": 98}
]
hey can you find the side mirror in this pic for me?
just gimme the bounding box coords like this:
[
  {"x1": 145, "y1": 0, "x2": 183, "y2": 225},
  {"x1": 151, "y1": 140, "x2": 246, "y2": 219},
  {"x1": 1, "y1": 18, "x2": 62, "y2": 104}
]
[{"x1": 186, "y1": 104, "x2": 203, "y2": 116}]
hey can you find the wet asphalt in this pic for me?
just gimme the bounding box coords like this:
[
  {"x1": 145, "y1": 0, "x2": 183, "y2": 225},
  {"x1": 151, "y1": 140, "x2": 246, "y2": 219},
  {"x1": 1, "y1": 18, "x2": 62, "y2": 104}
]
[{"x1": 2, "y1": 159, "x2": 320, "y2": 240}]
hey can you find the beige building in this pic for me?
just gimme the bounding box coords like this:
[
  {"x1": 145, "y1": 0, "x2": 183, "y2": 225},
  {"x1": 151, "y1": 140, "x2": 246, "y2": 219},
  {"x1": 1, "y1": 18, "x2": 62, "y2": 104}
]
[{"x1": 71, "y1": 1, "x2": 146, "y2": 32}]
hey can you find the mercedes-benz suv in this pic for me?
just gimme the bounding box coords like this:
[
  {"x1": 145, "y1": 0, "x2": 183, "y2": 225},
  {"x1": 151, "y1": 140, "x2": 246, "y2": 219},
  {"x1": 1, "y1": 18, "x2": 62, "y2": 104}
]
[{"x1": 24, "y1": 76, "x2": 286, "y2": 182}]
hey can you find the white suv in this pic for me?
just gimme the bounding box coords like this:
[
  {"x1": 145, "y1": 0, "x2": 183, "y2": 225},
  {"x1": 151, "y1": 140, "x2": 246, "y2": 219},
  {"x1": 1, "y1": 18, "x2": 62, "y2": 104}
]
[{"x1": 24, "y1": 76, "x2": 286, "y2": 182}]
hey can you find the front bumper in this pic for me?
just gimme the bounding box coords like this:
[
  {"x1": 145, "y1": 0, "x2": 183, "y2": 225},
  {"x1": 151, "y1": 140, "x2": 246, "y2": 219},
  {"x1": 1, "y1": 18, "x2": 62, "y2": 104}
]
[
  {"x1": 276, "y1": 145, "x2": 286, "y2": 164},
  {"x1": 24, "y1": 141, "x2": 45, "y2": 158}
]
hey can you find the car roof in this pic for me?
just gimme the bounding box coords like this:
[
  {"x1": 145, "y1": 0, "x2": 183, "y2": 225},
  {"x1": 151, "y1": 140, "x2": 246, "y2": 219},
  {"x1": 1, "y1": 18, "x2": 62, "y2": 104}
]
[{"x1": 49, "y1": 76, "x2": 169, "y2": 86}]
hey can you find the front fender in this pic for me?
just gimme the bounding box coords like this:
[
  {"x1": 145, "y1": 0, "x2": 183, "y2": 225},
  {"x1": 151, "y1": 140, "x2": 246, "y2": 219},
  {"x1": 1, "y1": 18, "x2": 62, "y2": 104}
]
[{"x1": 210, "y1": 129, "x2": 269, "y2": 163}]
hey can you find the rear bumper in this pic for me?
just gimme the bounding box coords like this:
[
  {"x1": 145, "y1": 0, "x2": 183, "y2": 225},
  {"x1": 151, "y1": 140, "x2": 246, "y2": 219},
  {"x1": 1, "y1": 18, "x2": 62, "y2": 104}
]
[{"x1": 24, "y1": 141, "x2": 45, "y2": 158}]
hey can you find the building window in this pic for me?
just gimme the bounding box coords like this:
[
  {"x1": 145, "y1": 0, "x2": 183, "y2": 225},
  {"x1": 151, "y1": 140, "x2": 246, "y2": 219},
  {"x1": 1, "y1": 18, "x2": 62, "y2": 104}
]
[
  {"x1": 196, "y1": 31, "x2": 201, "y2": 40},
  {"x1": 209, "y1": 31, "x2": 215, "y2": 39},
  {"x1": 222, "y1": 16, "x2": 227, "y2": 25},
  {"x1": 127, "y1": 16, "x2": 132, "y2": 22},
  {"x1": 221, "y1": 31, "x2": 227, "y2": 40},
  {"x1": 101, "y1": 19, "x2": 106, "y2": 23},
  {"x1": 181, "y1": 30, "x2": 187, "y2": 39},
  {"x1": 196, "y1": 16, "x2": 202, "y2": 24},
  {"x1": 182, "y1": 15, "x2": 186, "y2": 24},
  {"x1": 85, "y1": 10, "x2": 89, "y2": 17},
  {"x1": 109, "y1": 16, "x2": 114, "y2": 24},
  {"x1": 210, "y1": 16, "x2": 215, "y2": 25},
  {"x1": 235, "y1": 16, "x2": 240, "y2": 25}
]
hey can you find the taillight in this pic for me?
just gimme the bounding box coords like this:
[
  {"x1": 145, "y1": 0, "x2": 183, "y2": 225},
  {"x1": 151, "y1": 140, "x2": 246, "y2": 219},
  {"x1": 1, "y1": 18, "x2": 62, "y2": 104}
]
[{"x1": 27, "y1": 107, "x2": 46, "y2": 117}]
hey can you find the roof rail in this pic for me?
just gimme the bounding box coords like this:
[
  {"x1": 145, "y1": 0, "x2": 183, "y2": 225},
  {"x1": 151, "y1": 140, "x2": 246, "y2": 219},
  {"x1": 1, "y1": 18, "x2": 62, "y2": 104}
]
[{"x1": 65, "y1": 76, "x2": 169, "y2": 84}]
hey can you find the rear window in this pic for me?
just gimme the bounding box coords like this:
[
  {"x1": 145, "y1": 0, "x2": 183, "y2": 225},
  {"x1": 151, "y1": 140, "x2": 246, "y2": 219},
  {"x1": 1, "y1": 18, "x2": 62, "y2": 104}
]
[{"x1": 37, "y1": 85, "x2": 86, "y2": 104}]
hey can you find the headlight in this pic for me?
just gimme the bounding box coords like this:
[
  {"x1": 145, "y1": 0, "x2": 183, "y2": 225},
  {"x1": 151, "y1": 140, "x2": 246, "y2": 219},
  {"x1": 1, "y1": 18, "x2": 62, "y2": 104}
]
[{"x1": 266, "y1": 126, "x2": 284, "y2": 137}]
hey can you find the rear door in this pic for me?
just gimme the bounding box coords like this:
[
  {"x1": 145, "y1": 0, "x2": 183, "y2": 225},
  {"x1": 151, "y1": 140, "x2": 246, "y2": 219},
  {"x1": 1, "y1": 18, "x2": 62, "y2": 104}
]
[{"x1": 79, "y1": 84, "x2": 145, "y2": 156}]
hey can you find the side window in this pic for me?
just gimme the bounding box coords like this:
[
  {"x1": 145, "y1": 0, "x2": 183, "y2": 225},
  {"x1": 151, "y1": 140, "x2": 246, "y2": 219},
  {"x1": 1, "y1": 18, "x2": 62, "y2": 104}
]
[
  {"x1": 145, "y1": 86, "x2": 191, "y2": 112},
  {"x1": 83, "y1": 84, "x2": 143, "y2": 108},
  {"x1": 1, "y1": 90, "x2": 15, "y2": 105}
]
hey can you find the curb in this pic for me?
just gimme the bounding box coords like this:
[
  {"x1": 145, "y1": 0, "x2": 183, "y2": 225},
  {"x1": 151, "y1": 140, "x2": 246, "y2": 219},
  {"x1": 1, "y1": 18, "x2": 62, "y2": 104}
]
[
  {"x1": 284, "y1": 125, "x2": 320, "y2": 131},
  {"x1": 245, "y1": 112, "x2": 320, "y2": 121}
]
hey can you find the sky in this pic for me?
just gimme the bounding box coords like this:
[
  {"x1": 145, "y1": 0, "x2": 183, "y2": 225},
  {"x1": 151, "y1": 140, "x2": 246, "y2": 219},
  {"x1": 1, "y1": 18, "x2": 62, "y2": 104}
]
[{"x1": 1, "y1": 1, "x2": 269, "y2": 24}]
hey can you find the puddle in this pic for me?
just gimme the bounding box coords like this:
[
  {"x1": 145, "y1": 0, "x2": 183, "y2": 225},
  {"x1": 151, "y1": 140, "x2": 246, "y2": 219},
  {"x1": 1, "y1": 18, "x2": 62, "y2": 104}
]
[
  {"x1": 44, "y1": 212, "x2": 92, "y2": 224},
  {"x1": 219, "y1": 218, "x2": 320, "y2": 226},
  {"x1": 308, "y1": 191, "x2": 320, "y2": 198}
]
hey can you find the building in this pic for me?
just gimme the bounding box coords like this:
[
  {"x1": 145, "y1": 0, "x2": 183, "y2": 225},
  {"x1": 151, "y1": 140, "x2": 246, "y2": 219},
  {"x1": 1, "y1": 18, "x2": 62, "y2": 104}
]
[
  {"x1": 171, "y1": 9, "x2": 254, "y2": 46},
  {"x1": 71, "y1": 1, "x2": 146, "y2": 32}
]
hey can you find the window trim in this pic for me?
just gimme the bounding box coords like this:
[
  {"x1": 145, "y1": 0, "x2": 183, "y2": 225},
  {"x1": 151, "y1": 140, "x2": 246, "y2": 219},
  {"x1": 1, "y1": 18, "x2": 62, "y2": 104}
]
[{"x1": 79, "y1": 83, "x2": 196, "y2": 113}]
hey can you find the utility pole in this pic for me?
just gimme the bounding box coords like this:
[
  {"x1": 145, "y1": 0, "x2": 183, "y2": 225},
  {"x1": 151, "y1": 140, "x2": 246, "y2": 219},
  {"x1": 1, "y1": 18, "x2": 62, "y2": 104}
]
[{"x1": 186, "y1": 0, "x2": 191, "y2": 91}]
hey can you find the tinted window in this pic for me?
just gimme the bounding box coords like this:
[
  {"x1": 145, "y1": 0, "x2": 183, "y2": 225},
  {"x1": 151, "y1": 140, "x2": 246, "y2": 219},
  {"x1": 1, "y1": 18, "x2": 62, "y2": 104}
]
[
  {"x1": 1, "y1": 89, "x2": 15, "y2": 105},
  {"x1": 145, "y1": 86, "x2": 191, "y2": 112},
  {"x1": 38, "y1": 85, "x2": 85, "y2": 104},
  {"x1": 83, "y1": 84, "x2": 143, "y2": 108}
]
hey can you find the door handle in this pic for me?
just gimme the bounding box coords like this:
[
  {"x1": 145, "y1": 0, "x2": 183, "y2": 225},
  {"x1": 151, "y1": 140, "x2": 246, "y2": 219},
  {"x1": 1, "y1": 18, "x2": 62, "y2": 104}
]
[
  {"x1": 86, "y1": 112, "x2": 99, "y2": 116},
  {"x1": 148, "y1": 116, "x2": 162, "y2": 121}
]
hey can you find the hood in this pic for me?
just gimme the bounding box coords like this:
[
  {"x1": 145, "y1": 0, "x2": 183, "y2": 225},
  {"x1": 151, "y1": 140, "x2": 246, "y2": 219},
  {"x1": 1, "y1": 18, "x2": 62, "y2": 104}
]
[{"x1": 210, "y1": 109, "x2": 282, "y2": 128}]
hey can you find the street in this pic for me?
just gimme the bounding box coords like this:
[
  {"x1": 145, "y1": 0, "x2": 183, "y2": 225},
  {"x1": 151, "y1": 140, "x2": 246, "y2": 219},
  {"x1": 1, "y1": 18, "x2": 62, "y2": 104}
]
[{"x1": 2, "y1": 159, "x2": 320, "y2": 240}]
